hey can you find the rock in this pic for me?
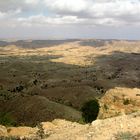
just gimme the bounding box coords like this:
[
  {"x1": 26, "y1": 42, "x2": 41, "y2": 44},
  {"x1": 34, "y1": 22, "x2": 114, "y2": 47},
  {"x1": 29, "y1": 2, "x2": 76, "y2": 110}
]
[
  {"x1": 0, "y1": 112, "x2": 140, "y2": 140},
  {"x1": 7, "y1": 126, "x2": 39, "y2": 139},
  {"x1": 0, "y1": 125, "x2": 7, "y2": 137}
]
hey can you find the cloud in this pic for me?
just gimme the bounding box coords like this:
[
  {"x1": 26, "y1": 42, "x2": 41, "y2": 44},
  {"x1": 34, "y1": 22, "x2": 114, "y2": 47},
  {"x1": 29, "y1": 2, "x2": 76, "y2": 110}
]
[
  {"x1": 0, "y1": 12, "x2": 5, "y2": 18},
  {"x1": 0, "y1": 1, "x2": 23, "y2": 12},
  {"x1": 44, "y1": 0, "x2": 140, "y2": 16},
  {"x1": 44, "y1": 0, "x2": 87, "y2": 13},
  {"x1": 43, "y1": 0, "x2": 140, "y2": 26},
  {"x1": 0, "y1": 9, "x2": 21, "y2": 19},
  {"x1": 25, "y1": 0, "x2": 40, "y2": 5},
  {"x1": 0, "y1": 0, "x2": 140, "y2": 39},
  {"x1": 0, "y1": 0, "x2": 140, "y2": 26},
  {"x1": 17, "y1": 15, "x2": 85, "y2": 27}
]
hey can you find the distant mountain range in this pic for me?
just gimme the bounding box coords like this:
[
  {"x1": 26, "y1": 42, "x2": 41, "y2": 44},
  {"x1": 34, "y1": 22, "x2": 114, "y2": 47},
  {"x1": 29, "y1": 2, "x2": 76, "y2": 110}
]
[{"x1": 0, "y1": 39, "x2": 139, "y2": 49}]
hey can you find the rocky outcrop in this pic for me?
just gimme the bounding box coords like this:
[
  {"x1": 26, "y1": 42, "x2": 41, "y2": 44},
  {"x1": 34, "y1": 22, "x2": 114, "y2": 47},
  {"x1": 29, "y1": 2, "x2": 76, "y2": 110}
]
[
  {"x1": 98, "y1": 87, "x2": 140, "y2": 119},
  {"x1": 0, "y1": 112, "x2": 140, "y2": 140}
]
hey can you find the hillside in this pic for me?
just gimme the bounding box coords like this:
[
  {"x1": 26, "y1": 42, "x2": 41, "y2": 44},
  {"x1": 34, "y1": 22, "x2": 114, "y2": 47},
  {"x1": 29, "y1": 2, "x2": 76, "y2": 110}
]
[
  {"x1": 0, "y1": 112, "x2": 140, "y2": 140},
  {"x1": 0, "y1": 39, "x2": 140, "y2": 126}
]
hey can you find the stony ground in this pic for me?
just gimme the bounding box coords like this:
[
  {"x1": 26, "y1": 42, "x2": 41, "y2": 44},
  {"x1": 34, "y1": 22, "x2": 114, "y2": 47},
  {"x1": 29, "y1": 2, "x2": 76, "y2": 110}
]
[{"x1": 0, "y1": 112, "x2": 140, "y2": 140}]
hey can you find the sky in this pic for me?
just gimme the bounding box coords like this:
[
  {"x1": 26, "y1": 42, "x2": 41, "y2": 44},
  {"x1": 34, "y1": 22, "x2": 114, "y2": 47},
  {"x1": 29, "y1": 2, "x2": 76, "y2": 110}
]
[{"x1": 0, "y1": 0, "x2": 140, "y2": 40}]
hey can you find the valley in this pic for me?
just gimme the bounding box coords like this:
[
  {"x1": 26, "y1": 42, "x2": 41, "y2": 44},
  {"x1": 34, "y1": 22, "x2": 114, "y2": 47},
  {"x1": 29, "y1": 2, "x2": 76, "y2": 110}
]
[{"x1": 0, "y1": 39, "x2": 140, "y2": 126}]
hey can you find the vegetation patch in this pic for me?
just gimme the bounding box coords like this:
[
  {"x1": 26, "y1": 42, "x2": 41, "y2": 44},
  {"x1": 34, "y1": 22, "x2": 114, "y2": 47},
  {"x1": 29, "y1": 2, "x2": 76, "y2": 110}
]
[
  {"x1": 0, "y1": 112, "x2": 16, "y2": 126},
  {"x1": 81, "y1": 99, "x2": 100, "y2": 123},
  {"x1": 114, "y1": 131, "x2": 140, "y2": 140},
  {"x1": 123, "y1": 99, "x2": 130, "y2": 105},
  {"x1": 0, "y1": 136, "x2": 19, "y2": 140}
]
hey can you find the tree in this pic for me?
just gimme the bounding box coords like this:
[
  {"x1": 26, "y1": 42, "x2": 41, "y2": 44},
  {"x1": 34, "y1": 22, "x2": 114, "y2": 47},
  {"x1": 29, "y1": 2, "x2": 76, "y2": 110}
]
[{"x1": 81, "y1": 99, "x2": 100, "y2": 123}]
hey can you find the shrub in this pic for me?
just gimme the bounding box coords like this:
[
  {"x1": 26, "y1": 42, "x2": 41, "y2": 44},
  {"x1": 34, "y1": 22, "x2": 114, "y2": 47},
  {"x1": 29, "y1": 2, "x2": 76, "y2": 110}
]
[
  {"x1": 0, "y1": 136, "x2": 19, "y2": 140},
  {"x1": 104, "y1": 104, "x2": 109, "y2": 110},
  {"x1": 81, "y1": 99, "x2": 100, "y2": 123},
  {"x1": 123, "y1": 99, "x2": 130, "y2": 105},
  {"x1": 0, "y1": 112, "x2": 16, "y2": 126},
  {"x1": 0, "y1": 136, "x2": 37, "y2": 140},
  {"x1": 15, "y1": 85, "x2": 24, "y2": 92},
  {"x1": 114, "y1": 131, "x2": 138, "y2": 140},
  {"x1": 33, "y1": 79, "x2": 38, "y2": 85}
]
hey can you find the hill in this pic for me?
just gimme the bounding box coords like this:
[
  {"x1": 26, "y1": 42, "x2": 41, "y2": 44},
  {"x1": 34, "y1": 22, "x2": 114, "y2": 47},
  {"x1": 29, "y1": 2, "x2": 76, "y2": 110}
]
[{"x1": 0, "y1": 39, "x2": 140, "y2": 126}]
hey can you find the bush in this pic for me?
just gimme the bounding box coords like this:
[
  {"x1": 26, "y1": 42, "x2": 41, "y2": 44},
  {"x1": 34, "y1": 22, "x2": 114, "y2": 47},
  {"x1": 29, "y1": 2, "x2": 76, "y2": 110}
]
[
  {"x1": 0, "y1": 136, "x2": 19, "y2": 140},
  {"x1": 123, "y1": 99, "x2": 130, "y2": 105},
  {"x1": 114, "y1": 131, "x2": 139, "y2": 140},
  {"x1": 81, "y1": 99, "x2": 100, "y2": 123},
  {"x1": 15, "y1": 85, "x2": 24, "y2": 92},
  {"x1": 0, "y1": 112, "x2": 16, "y2": 126}
]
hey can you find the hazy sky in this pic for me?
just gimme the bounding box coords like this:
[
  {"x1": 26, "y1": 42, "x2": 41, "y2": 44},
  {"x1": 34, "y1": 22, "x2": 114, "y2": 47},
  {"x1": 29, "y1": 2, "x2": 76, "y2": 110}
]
[{"x1": 0, "y1": 0, "x2": 140, "y2": 40}]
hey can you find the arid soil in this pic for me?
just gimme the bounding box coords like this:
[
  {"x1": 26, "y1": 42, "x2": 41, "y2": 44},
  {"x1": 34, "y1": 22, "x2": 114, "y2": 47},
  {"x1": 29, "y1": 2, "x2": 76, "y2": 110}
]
[{"x1": 0, "y1": 39, "x2": 140, "y2": 126}]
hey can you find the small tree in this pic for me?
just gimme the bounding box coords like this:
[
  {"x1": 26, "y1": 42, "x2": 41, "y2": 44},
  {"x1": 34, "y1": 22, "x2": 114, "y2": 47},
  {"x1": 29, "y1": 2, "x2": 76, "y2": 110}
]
[{"x1": 81, "y1": 99, "x2": 100, "y2": 123}]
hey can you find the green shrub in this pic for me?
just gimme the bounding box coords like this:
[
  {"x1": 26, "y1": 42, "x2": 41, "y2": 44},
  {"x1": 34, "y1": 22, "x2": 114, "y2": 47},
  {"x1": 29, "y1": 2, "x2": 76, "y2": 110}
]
[
  {"x1": 114, "y1": 131, "x2": 138, "y2": 140},
  {"x1": 104, "y1": 104, "x2": 109, "y2": 110},
  {"x1": 0, "y1": 136, "x2": 19, "y2": 140},
  {"x1": 77, "y1": 118, "x2": 85, "y2": 124},
  {"x1": 0, "y1": 112, "x2": 16, "y2": 126},
  {"x1": 123, "y1": 99, "x2": 130, "y2": 105},
  {"x1": 81, "y1": 99, "x2": 100, "y2": 123},
  {"x1": 0, "y1": 136, "x2": 36, "y2": 140}
]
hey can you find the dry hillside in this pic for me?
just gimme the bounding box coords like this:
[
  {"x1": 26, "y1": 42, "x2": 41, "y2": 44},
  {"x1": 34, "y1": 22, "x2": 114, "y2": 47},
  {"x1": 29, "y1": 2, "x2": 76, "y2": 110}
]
[{"x1": 0, "y1": 39, "x2": 140, "y2": 126}]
